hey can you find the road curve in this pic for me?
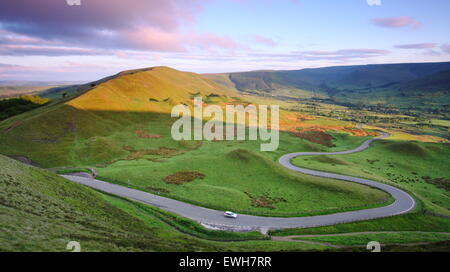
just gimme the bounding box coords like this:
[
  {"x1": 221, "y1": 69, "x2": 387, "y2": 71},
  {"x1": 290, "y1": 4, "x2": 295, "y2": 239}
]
[{"x1": 62, "y1": 131, "x2": 415, "y2": 231}]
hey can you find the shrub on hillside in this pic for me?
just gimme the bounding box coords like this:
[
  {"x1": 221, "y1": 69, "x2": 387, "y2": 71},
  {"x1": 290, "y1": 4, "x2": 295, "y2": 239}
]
[{"x1": 0, "y1": 95, "x2": 50, "y2": 121}]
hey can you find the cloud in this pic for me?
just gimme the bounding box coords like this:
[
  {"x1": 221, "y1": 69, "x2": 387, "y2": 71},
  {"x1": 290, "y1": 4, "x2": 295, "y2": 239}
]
[
  {"x1": 441, "y1": 44, "x2": 450, "y2": 54},
  {"x1": 188, "y1": 33, "x2": 239, "y2": 50},
  {"x1": 294, "y1": 48, "x2": 389, "y2": 60},
  {"x1": 395, "y1": 43, "x2": 437, "y2": 49},
  {"x1": 253, "y1": 35, "x2": 277, "y2": 47},
  {"x1": 0, "y1": 0, "x2": 198, "y2": 36},
  {"x1": 0, "y1": 63, "x2": 35, "y2": 79},
  {"x1": 394, "y1": 43, "x2": 450, "y2": 55},
  {"x1": 372, "y1": 16, "x2": 422, "y2": 29},
  {"x1": 0, "y1": 44, "x2": 103, "y2": 56},
  {"x1": 0, "y1": 0, "x2": 241, "y2": 55},
  {"x1": 119, "y1": 27, "x2": 185, "y2": 52},
  {"x1": 0, "y1": 63, "x2": 24, "y2": 71}
]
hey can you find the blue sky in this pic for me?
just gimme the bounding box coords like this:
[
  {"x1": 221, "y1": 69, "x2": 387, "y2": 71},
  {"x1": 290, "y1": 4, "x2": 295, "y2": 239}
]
[{"x1": 0, "y1": 0, "x2": 449, "y2": 81}]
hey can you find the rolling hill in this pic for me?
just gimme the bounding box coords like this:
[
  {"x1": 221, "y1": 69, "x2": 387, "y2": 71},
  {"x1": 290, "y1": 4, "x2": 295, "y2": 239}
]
[{"x1": 0, "y1": 66, "x2": 239, "y2": 167}]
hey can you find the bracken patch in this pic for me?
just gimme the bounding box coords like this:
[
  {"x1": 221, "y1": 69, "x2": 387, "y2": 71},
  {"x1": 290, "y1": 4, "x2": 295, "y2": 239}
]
[
  {"x1": 291, "y1": 130, "x2": 336, "y2": 147},
  {"x1": 422, "y1": 176, "x2": 450, "y2": 191},
  {"x1": 123, "y1": 146, "x2": 184, "y2": 161},
  {"x1": 244, "y1": 192, "x2": 287, "y2": 209},
  {"x1": 163, "y1": 171, "x2": 205, "y2": 185},
  {"x1": 135, "y1": 129, "x2": 162, "y2": 139}
]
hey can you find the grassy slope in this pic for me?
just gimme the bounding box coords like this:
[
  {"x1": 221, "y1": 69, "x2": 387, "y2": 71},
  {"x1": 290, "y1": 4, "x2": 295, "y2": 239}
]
[
  {"x1": 1, "y1": 154, "x2": 331, "y2": 252},
  {"x1": 294, "y1": 232, "x2": 450, "y2": 246},
  {"x1": 271, "y1": 212, "x2": 450, "y2": 236}
]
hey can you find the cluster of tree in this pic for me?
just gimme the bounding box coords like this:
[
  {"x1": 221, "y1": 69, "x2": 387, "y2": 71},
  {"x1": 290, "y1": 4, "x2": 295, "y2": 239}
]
[{"x1": 0, "y1": 95, "x2": 49, "y2": 121}]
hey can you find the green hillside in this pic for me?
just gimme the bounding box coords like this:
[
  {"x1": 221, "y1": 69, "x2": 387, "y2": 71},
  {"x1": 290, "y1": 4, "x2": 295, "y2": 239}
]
[
  {"x1": 398, "y1": 69, "x2": 450, "y2": 93},
  {"x1": 0, "y1": 154, "x2": 219, "y2": 252}
]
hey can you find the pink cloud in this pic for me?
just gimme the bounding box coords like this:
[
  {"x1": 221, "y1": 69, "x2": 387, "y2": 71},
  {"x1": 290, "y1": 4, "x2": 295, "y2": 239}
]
[
  {"x1": 298, "y1": 51, "x2": 336, "y2": 56},
  {"x1": 120, "y1": 27, "x2": 185, "y2": 52},
  {"x1": 395, "y1": 43, "x2": 437, "y2": 49},
  {"x1": 189, "y1": 33, "x2": 239, "y2": 50},
  {"x1": 0, "y1": 44, "x2": 102, "y2": 56},
  {"x1": 372, "y1": 16, "x2": 422, "y2": 29},
  {"x1": 0, "y1": 0, "x2": 243, "y2": 55}
]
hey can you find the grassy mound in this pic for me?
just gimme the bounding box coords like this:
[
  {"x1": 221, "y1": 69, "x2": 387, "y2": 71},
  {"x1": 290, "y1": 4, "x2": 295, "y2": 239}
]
[
  {"x1": 77, "y1": 137, "x2": 127, "y2": 164},
  {"x1": 385, "y1": 141, "x2": 430, "y2": 157},
  {"x1": 227, "y1": 148, "x2": 257, "y2": 163},
  {"x1": 311, "y1": 155, "x2": 350, "y2": 165}
]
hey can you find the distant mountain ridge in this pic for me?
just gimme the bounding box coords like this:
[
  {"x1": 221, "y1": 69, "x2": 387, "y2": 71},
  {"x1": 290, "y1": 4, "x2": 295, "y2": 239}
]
[
  {"x1": 206, "y1": 62, "x2": 450, "y2": 92},
  {"x1": 204, "y1": 62, "x2": 450, "y2": 107}
]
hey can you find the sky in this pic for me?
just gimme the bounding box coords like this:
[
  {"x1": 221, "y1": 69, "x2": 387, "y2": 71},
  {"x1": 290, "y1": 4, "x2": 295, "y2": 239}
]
[{"x1": 0, "y1": 0, "x2": 449, "y2": 81}]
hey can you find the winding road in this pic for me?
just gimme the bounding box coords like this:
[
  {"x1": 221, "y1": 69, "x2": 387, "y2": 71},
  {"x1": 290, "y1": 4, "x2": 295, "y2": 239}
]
[{"x1": 62, "y1": 131, "x2": 416, "y2": 232}]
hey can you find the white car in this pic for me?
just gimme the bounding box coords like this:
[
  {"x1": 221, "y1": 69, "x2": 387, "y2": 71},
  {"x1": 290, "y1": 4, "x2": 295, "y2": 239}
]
[{"x1": 224, "y1": 211, "x2": 238, "y2": 219}]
